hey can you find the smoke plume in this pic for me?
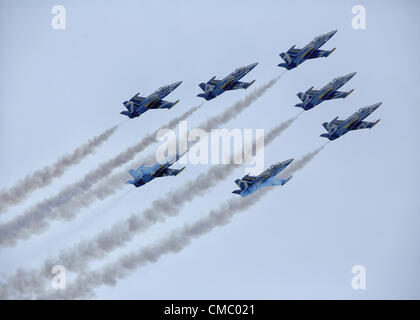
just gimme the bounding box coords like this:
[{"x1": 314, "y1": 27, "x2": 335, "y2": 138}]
[
  {"x1": 0, "y1": 114, "x2": 298, "y2": 299},
  {"x1": 39, "y1": 144, "x2": 325, "y2": 299},
  {"x1": 0, "y1": 76, "x2": 282, "y2": 248},
  {"x1": 0, "y1": 105, "x2": 202, "y2": 247},
  {"x1": 0, "y1": 126, "x2": 118, "y2": 214}
]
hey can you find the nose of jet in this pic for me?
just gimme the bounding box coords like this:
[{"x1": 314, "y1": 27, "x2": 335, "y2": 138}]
[
  {"x1": 170, "y1": 81, "x2": 183, "y2": 89},
  {"x1": 345, "y1": 72, "x2": 357, "y2": 80},
  {"x1": 282, "y1": 158, "x2": 294, "y2": 167},
  {"x1": 370, "y1": 102, "x2": 383, "y2": 111},
  {"x1": 326, "y1": 29, "x2": 338, "y2": 38},
  {"x1": 247, "y1": 62, "x2": 259, "y2": 70}
]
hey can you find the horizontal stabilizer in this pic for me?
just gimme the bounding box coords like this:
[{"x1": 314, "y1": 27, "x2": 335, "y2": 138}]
[
  {"x1": 278, "y1": 62, "x2": 293, "y2": 69},
  {"x1": 320, "y1": 133, "x2": 332, "y2": 139},
  {"x1": 232, "y1": 189, "x2": 242, "y2": 195},
  {"x1": 197, "y1": 92, "x2": 213, "y2": 100},
  {"x1": 120, "y1": 110, "x2": 133, "y2": 118}
]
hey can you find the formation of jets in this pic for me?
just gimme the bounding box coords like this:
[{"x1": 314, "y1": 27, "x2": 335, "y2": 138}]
[{"x1": 121, "y1": 30, "x2": 382, "y2": 197}]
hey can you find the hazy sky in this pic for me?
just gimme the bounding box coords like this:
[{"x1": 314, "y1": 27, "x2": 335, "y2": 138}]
[{"x1": 0, "y1": 0, "x2": 419, "y2": 299}]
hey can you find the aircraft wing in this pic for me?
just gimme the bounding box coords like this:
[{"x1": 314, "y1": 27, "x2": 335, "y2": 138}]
[
  {"x1": 264, "y1": 176, "x2": 292, "y2": 186},
  {"x1": 326, "y1": 90, "x2": 353, "y2": 100},
  {"x1": 351, "y1": 120, "x2": 380, "y2": 130},
  {"x1": 159, "y1": 167, "x2": 185, "y2": 177},
  {"x1": 226, "y1": 80, "x2": 255, "y2": 90},
  {"x1": 307, "y1": 48, "x2": 335, "y2": 59},
  {"x1": 153, "y1": 99, "x2": 179, "y2": 109}
]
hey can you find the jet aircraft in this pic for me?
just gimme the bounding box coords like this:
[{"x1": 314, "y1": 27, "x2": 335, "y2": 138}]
[
  {"x1": 120, "y1": 81, "x2": 182, "y2": 119},
  {"x1": 278, "y1": 30, "x2": 337, "y2": 70},
  {"x1": 232, "y1": 159, "x2": 293, "y2": 197},
  {"x1": 127, "y1": 151, "x2": 186, "y2": 187},
  {"x1": 320, "y1": 102, "x2": 382, "y2": 141},
  {"x1": 295, "y1": 72, "x2": 356, "y2": 110},
  {"x1": 197, "y1": 63, "x2": 258, "y2": 100}
]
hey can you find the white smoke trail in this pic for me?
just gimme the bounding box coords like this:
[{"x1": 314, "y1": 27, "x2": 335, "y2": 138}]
[
  {"x1": 39, "y1": 144, "x2": 326, "y2": 300},
  {"x1": 0, "y1": 76, "x2": 283, "y2": 248},
  {"x1": 0, "y1": 105, "x2": 202, "y2": 248},
  {"x1": 0, "y1": 114, "x2": 299, "y2": 299},
  {"x1": 0, "y1": 126, "x2": 118, "y2": 214}
]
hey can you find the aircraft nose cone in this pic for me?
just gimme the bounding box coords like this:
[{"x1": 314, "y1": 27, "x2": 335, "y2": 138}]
[
  {"x1": 371, "y1": 102, "x2": 383, "y2": 110},
  {"x1": 248, "y1": 62, "x2": 258, "y2": 70},
  {"x1": 171, "y1": 81, "x2": 183, "y2": 89},
  {"x1": 346, "y1": 72, "x2": 357, "y2": 79},
  {"x1": 327, "y1": 29, "x2": 338, "y2": 37},
  {"x1": 283, "y1": 158, "x2": 294, "y2": 166}
]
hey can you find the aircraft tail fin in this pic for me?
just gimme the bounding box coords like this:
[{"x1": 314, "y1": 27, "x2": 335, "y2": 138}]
[
  {"x1": 280, "y1": 52, "x2": 292, "y2": 64},
  {"x1": 199, "y1": 81, "x2": 216, "y2": 93},
  {"x1": 297, "y1": 92, "x2": 306, "y2": 102},
  {"x1": 128, "y1": 169, "x2": 137, "y2": 179},
  {"x1": 234, "y1": 178, "x2": 251, "y2": 191},
  {"x1": 322, "y1": 117, "x2": 339, "y2": 132}
]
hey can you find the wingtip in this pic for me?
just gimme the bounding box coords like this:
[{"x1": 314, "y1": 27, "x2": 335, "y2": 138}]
[
  {"x1": 327, "y1": 48, "x2": 336, "y2": 56},
  {"x1": 371, "y1": 119, "x2": 381, "y2": 128}
]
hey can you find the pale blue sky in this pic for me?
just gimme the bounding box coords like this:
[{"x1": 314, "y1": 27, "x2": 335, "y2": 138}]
[{"x1": 0, "y1": 0, "x2": 419, "y2": 299}]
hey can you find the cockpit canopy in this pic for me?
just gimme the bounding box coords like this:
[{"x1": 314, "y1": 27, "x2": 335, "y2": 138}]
[
  {"x1": 159, "y1": 85, "x2": 169, "y2": 92},
  {"x1": 234, "y1": 67, "x2": 245, "y2": 74}
]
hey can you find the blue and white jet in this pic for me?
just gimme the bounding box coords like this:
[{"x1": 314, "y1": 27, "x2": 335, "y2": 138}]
[
  {"x1": 232, "y1": 159, "x2": 293, "y2": 197},
  {"x1": 320, "y1": 102, "x2": 382, "y2": 141},
  {"x1": 278, "y1": 30, "x2": 337, "y2": 70},
  {"x1": 197, "y1": 63, "x2": 258, "y2": 101},
  {"x1": 295, "y1": 72, "x2": 356, "y2": 110},
  {"x1": 127, "y1": 151, "x2": 187, "y2": 187},
  {"x1": 120, "y1": 81, "x2": 182, "y2": 119}
]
